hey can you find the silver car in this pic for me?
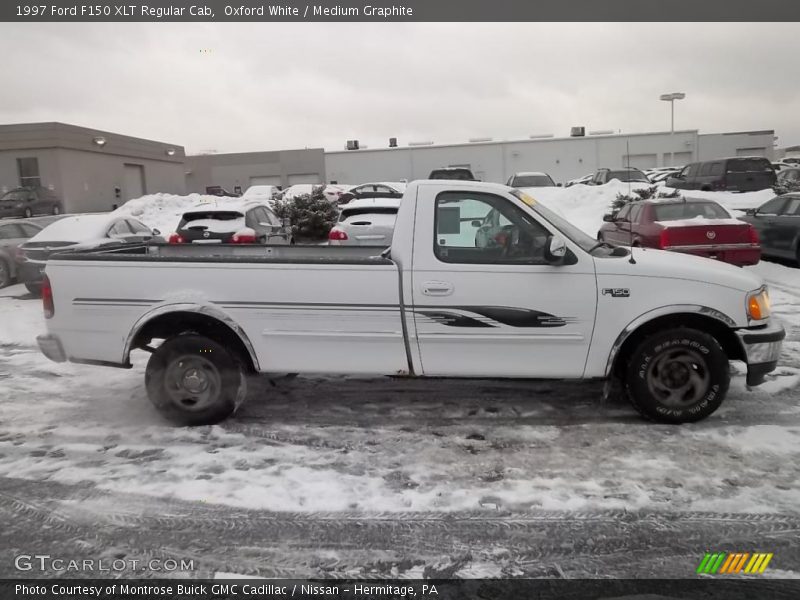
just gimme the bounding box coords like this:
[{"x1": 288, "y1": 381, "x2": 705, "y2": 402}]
[{"x1": 328, "y1": 198, "x2": 402, "y2": 246}]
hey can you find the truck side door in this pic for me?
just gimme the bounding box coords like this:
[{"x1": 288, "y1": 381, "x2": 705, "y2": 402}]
[{"x1": 410, "y1": 187, "x2": 597, "y2": 378}]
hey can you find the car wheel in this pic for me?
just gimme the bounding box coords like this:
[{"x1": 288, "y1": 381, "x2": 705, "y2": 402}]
[
  {"x1": 52, "y1": 205, "x2": 61, "y2": 215},
  {"x1": 25, "y1": 282, "x2": 42, "y2": 296},
  {"x1": 0, "y1": 260, "x2": 10, "y2": 289},
  {"x1": 145, "y1": 334, "x2": 247, "y2": 426},
  {"x1": 23, "y1": 208, "x2": 33, "y2": 218},
  {"x1": 625, "y1": 327, "x2": 729, "y2": 423}
]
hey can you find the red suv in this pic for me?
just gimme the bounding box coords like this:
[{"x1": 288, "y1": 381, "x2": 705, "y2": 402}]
[{"x1": 598, "y1": 199, "x2": 760, "y2": 267}]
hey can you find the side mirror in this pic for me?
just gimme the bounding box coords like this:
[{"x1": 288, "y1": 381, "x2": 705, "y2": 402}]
[
  {"x1": 602, "y1": 214, "x2": 615, "y2": 222},
  {"x1": 471, "y1": 220, "x2": 482, "y2": 228},
  {"x1": 744, "y1": 208, "x2": 757, "y2": 216},
  {"x1": 152, "y1": 228, "x2": 161, "y2": 236},
  {"x1": 544, "y1": 235, "x2": 567, "y2": 265},
  {"x1": 557, "y1": 183, "x2": 563, "y2": 187}
]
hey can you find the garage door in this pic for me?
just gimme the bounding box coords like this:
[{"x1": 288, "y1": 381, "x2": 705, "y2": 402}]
[
  {"x1": 287, "y1": 173, "x2": 321, "y2": 185},
  {"x1": 250, "y1": 176, "x2": 282, "y2": 186},
  {"x1": 668, "y1": 152, "x2": 692, "y2": 166},
  {"x1": 737, "y1": 148, "x2": 767, "y2": 158},
  {"x1": 123, "y1": 164, "x2": 146, "y2": 200},
  {"x1": 622, "y1": 154, "x2": 657, "y2": 169}
]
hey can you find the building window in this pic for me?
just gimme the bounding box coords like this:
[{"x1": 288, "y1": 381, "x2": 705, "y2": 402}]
[{"x1": 17, "y1": 158, "x2": 41, "y2": 188}]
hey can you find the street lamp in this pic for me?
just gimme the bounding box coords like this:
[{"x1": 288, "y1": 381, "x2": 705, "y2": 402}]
[{"x1": 660, "y1": 92, "x2": 686, "y2": 166}]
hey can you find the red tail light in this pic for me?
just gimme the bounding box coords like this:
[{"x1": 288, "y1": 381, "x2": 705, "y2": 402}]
[
  {"x1": 748, "y1": 225, "x2": 760, "y2": 245},
  {"x1": 328, "y1": 229, "x2": 348, "y2": 241},
  {"x1": 42, "y1": 274, "x2": 54, "y2": 319},
  {"x1": 231, "y1": 232, "x2": 257, "y2": 244},
  {"x1": 658, "y1": 229, "x2": 670, "y2": 249},
  {"x1": 168, "y1": 233, "x2": 185, "y2": 244}
]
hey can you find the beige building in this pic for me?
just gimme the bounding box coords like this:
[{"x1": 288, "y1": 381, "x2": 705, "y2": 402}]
[{"x1": 0, "y1": 122, "x2": 186, "y2": 213}]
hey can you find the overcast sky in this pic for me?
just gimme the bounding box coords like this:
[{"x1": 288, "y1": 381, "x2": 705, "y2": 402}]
[{"x1": 1, "y1": 22, "x2": 798, "y2": 154}]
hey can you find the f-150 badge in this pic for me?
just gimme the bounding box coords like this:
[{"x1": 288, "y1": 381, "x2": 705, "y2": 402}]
[{"x1": 602, "y1": 288, "x2": 630, "y2": 298}]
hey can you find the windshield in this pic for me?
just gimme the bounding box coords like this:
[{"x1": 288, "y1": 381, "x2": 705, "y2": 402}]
[
  {"x1": 654, "y1": 202, "x2": 730, "y2": 221},
  {"x1": 513, "y1": 175, "x2": 554, "y2": 187},
  {"x1": 607, "y1": 169, "x2": 648, "y2": 182},
  {"x1": 511, "y1": 190, "x2": 598, "y2": 253}
]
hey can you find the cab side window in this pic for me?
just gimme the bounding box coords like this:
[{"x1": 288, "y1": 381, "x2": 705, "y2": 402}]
[
  {"x1": 758, "y1": 197, "x2": 786, "y2": 216},
  {"x1": 434, "y1": 192, "x2": 551, "y2": 264}
]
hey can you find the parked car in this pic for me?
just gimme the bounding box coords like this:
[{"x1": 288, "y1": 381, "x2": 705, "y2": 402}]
[
  {"x1": 739, "y1": 193, "x2": 800, "y2": 264},
  {"x1": 588, "y1": 168, "x2": 650, "y2": 186},
  {"x1": 328, "y1": 197, "x2": 401, "y2": 246},
  {"x1": 242, "y1": 185, "x2": 280, "y2": 203},
  {"x1": 205, "y1": 186, "x2": 240, "y2": 197},
  {"x1": 665, "y1": 157, "x2": 776, "y2": 192},
  {"x1": 428, "y1": 167, "x2": 477, "y2": 181},
  {"x1": 598, "y1": 199, "x2": 760, "y2": 267},
  {"x1": 0, "y1": 187, "x2": 63, "y2": 219},
  {"x1": 506, "y1": 172, "x2": 557, "y2": 188},
  {"x1": 0, "y1": 220, "x2": 47, "y2": 288},
  {"x1": 37, "y1": 180, "x2": 783, "y2": 426},
  {"x1": 777, "y1": 168, "x2": 800, "y2": 186},
  {"x1": 16, "y1": 214, "x2": 161, "y2": 295},
  {"x1": 337, "y1": 182, "x2": 406, "y2": 204},
  {"x1": 649, "y1": 170, "x2": 681, "y2": 184},
  {"x1": 565, "y1": 173, "x2": 593, "y2": 187},
  {"x1": 169, "y1": 201, "x2": 292, "y2": 245},
  {"x1": 780, "y1": 157, "x2": 800, "y2": 166}
]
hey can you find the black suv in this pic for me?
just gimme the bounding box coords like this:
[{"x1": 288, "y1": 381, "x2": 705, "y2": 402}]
[
  {"x1": 588, "y1": 168, "x2": 650, "y2": 185},
  {"x1": 428, "y1": 167, "x2": 478, "y2": 181},
  {"x1": 0, "y1": 187, "x2": 63, "y2": 218},
  {"x1": 665, "y1": 157, "x2": 776, "y2": 192}
]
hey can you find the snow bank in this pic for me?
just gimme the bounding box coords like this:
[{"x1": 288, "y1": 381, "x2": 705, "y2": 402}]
[{"x1": 111, "y1": 193, "x2": 242, "y2": 235}]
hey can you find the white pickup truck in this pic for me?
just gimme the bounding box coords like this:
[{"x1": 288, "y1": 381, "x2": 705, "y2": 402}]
[{"x1": 36, "y1": 181, "x2": 784, "y2": 425}]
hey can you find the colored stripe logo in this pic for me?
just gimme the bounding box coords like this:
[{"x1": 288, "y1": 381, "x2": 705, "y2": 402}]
[{"x1": 696, "y1": 552, "x2": 773, "y2": 574}]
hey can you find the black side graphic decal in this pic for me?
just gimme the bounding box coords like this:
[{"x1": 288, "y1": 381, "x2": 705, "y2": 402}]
[
  {"x1": 415, "y1": 306, "x2": 571, "y2": 328},
  {"x1": 417, "y1": 311, "x2": 495, "y2": 328}
]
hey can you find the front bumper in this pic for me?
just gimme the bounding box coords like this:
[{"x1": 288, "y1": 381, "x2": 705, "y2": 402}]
[
  {"x1": 735, "y1": 319, "x2": 785, "y2": 386},
  {"x1": 36, "y1": 334, "x2": 67, "y2": 363}
]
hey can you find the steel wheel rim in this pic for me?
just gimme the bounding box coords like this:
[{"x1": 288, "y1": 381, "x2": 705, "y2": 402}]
[
  {"x1": 646, "y1": 347, "x2": 710, "y2": 408},
  {"x1": 164, "y1": 354, "x2": 222, "y2": 412}
]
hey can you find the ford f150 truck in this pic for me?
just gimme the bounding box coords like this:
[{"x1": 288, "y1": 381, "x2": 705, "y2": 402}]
[{"x1": 36, "y1": 181, "x2": 784, "y2": 426}]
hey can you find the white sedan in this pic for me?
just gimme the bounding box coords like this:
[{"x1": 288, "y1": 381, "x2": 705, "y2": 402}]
[{"x1": 328, "y1": 197, "x2": 401, "y2": 246}]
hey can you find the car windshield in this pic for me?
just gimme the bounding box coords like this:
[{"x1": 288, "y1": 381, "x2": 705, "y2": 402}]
[
  {"x1": 0, "y1": 191, "x2": 26, "y2": 202},
  {"x1": 607, "y1": 170, "x2": 648, "y2": 182},
  {"x1": 513, "y1": 175, "x2": 554, "y2": 187},
  {"x1": 511, "y1": 190, "x2": 598, "y2": 253},
  {"x1": 654, "y1": 202, "x2": 729, "y2": 221}
]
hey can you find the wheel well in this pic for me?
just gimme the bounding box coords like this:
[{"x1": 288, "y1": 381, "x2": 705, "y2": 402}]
[
  {"x1": 612, "y1": 313, "x2": 745, "y2": 378},
  {"x1": 131, "y1": 311, "x2": 256, "y2": 373}
]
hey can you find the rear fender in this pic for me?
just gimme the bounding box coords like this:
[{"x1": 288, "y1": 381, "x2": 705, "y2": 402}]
[{"x1": 123, "y1": 302, "x2": 260, "y2": 370}]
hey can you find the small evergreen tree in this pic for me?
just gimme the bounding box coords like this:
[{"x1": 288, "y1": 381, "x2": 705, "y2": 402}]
[
  {"x1": 272, "y1": 186, "x2": 339, "y2": 240},
  {"x1": 610, "y1": 185, "x2": 682, "y2": 213}
]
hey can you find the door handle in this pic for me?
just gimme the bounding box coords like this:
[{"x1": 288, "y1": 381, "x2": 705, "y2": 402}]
[{"x1": 422, "y1": 281, "x2": 454, "y2": 296}]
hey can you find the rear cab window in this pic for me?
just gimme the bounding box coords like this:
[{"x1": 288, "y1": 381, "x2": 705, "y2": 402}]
[{"x1": 654, "y1": 203, "x2": 729, "y2": 221}]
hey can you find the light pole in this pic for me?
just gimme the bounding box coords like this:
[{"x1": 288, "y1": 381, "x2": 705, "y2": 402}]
[{"x1": 660, "y1": 92, "x2": 685, "y2": 166}]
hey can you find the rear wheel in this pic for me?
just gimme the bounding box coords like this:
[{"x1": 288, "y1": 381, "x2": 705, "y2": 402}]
[
  {"x1": 145, "y1": 335, "x2": 247, "y2": 426},
  {"x1": 23, "y1": 208, "x2": 33, "y2": 218},
  {"x1": 625, "y1": 327, "x2": 729, "y2": 423},
  {"x1": 0, "y1": 261, "x2": 10, "y2": 289}
]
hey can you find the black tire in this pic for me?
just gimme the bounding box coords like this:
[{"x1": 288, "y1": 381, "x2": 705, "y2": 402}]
[
  {"x1": 145, "y1": 334, "x2": 247, "y2": 426},
  {"x1": 0, "y1": 260, "x2": 10, "y2": 289},
  {"x1": 25, "y1": 282, "x2": 42, "y2": 296},
  {"x1": 23, "y1": 208, "x2": 33, "y2": 218},
  {"x1": 625, "y1": 327, "x2": 729, "y2": 423}
]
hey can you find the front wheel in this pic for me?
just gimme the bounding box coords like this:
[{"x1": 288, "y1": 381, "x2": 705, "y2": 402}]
[
  {"x1": 23, "y1": 208, "x2": 33, "y2": 218},
  {"x1": 625, "y1": 327, "x2": 729, "y2": 423},
  {"x1": 145, "y1": 334, "x2": 247, "y2": 426}
]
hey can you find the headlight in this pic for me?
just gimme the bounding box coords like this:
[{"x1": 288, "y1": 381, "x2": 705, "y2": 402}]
[{"x1": 746, "y1": 286, "x2": 771, "y2": 322}]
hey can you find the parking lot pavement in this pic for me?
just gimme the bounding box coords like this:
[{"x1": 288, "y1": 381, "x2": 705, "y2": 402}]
[{"x1": 0, "y1": 266, "x2": 799, "y2": 578}]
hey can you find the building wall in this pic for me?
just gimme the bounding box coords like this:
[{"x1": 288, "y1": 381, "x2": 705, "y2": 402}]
[
  {"x1": 698, "y1": 131, "x2": 775, "y2": 161},
  {"x1": 0, "y1": 122, "x2": 187, "y2": 213},
  {"x1": 185, "y1": 149, "x2": 326, "y2": 193},
  {"x1": 325, "y1": 131, "x2": 700, "y2": 185},
  {"x1": 56, "y1": 149, "x2": 186, "y2": 213}
]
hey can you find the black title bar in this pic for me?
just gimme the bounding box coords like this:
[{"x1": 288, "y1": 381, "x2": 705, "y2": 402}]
[{"x1": 2, "y1": 0, "x2": 800, "y2": 22}]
